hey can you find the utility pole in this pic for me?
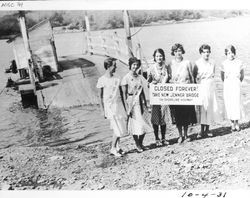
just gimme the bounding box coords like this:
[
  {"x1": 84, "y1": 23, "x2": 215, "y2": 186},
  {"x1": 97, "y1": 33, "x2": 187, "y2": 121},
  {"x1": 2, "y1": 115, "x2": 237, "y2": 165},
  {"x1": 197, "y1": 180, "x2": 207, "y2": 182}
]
[
  {"x1": 18, "y1": 11, "x2": 36, "y2": 92},
  {"x1": 123, "y1": 10, "x2": 134, "y2": 58}
]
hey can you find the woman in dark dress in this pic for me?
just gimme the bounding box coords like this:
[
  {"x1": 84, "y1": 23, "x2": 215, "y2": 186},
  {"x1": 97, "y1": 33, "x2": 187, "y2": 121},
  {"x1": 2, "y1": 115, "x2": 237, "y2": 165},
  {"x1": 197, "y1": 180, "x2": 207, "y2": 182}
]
[{"x1": 168, "y1": 43, "x2": 197, "y2": 143}]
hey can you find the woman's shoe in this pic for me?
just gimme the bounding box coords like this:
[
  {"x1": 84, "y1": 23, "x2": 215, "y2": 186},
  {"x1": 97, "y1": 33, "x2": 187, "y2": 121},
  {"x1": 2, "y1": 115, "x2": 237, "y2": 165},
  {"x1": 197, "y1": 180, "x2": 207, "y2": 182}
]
[
  {"x1": 177, "y1": 137, "x2": 183, "y2": 144},
  {"x1": 161, "y1": 139, "x2": 169, "y2": 145},
  {"x1": 231, "y1": 123, "x2": 236, "y2": 132},
  {"x1": 203, "y1": 131, "x2": 209, "y2": 137},
  {"x1": 118, "y1": 149, "x2": 126, "y2": 155},
  {"x1": 183, "y1": 137, "x2": 191, "y2": 143},
  {"x1": 197, "y1": 133, "x2": 202, "y2": 139},
  {"x1": 110, "y1": 149, "x2": 122, "y2": 157},
  {"x1": 136, "y1": 146, "x2": 143, "y2": 153},
  {"x1": 155, "y1": 140, "x2": 162, "y2": 147},
  {"x1": 140, "y1": 144, "x2": 147, "y2": 151},
  {"x1": 235, "y1": 125, "x2": 241, "y2": 132}
]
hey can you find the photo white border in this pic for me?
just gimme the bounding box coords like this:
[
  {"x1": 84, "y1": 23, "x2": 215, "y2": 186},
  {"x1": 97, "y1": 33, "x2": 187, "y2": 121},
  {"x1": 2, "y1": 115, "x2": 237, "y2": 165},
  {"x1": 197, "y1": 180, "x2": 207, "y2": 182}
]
[
  {"x1": 1, "y1": 0, "x2": 250, "y2": 198},
  {"x1": 0, "y1": 0, "x2": 249, "y2": 10}
]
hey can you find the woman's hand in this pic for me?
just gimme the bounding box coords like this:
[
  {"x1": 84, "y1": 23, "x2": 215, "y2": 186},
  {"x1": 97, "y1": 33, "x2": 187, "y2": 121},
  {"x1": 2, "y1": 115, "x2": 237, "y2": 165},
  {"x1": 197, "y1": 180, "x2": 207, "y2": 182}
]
[
  {"x1": 127, "y1": 111, "x2": 132, "y2": 118},
  {"x1": 152, "y1": 80, "x2": 158, "y2": 84}
]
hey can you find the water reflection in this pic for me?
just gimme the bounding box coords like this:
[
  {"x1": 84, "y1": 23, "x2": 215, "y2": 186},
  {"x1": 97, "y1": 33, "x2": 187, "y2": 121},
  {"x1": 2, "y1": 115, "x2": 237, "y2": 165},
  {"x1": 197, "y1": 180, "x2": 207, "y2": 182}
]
[{"x1": 30, "y1": 108, "x2": 68, "y2": 146}]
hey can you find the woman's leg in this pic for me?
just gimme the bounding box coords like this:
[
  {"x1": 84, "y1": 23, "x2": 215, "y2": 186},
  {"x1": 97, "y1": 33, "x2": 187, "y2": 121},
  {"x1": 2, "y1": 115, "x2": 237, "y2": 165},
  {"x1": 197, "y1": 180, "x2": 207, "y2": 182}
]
[
  {"x1": 133, "y1": 135, "x2": 143, "y2": 152},
  {"x1": 111, "y1": 134, "x2": 118, "y2": 150},
  {"x1": 116, "y1": 138, "x2": 125, "y2": 155},
  {"x1": 153, "y1": 124, "x2": 161, "y2": 146},
  {"x1": 160, "y1": 124, "x2": 169, "y2": 145},
  {"x1": 197, "y1": 124, "x2": 205, "y2": 138},
  {"x1": 231, "y1": 120, "x2": 235, "y2": 131},
  {"x1": 235, "y1": 120, "x2": 240, "y2": 131},
  {"x1": 204, "y1": 125, "x2": 210, "y2": 136},
  {"x1": 110, "y1": 134, "x2": 121, "y2": 157},
  {"x1": 153, "y1": 124, "x2": 159, "y2": 140},
  {"x1": 160, "y1": 124, "x2": 166, "y2": 140},
  {"x1": 177, "y1": 125, "x2": 183, "y2": 143},
  {"x1": 183, "y1": 125, "x2": 189, "y2": 140},
  {"x1": 139, "y1": 133, "x2": 146, "y2": 149}
]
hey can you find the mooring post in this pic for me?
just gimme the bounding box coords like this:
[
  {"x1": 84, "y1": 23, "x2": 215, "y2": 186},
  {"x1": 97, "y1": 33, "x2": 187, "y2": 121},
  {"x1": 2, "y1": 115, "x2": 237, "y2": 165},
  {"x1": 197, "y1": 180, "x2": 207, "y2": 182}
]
[
  {"x1": 18, "y1": 11, "x2": 36, "y2": 93},
  {"x1": 18, "y1": 11, "x2": 38, "y2": 108},
  {"x1": 123, "y1": 10, "x2": 134, "y2": 58}
]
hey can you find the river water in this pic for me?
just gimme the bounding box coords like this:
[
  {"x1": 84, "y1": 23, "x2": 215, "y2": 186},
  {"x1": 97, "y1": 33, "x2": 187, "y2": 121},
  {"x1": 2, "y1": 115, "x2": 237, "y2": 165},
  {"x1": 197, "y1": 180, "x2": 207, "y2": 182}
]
[{"x1": 1, "y1": 16, "x2": 250, "y2": 149}]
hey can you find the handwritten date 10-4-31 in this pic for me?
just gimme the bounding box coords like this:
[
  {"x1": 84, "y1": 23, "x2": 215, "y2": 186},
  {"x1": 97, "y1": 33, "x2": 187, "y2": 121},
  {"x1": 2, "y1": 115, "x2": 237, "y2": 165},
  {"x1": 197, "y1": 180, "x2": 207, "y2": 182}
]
[{"x1": 181, "y1": 191, "x2": 227, "y2": 198}]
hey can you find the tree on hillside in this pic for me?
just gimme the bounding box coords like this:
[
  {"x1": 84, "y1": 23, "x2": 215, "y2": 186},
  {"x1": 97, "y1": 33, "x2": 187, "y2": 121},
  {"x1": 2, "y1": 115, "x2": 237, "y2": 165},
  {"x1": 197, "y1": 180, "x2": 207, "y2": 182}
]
[{"x1": 0, "y1": 14, "x2": 36, "y2": 37}]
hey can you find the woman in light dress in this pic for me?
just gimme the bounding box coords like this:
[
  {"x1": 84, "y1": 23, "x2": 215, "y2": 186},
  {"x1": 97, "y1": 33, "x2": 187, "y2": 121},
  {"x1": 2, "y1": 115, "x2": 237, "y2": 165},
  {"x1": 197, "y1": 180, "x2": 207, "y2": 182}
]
[
  {"x1": 96, "y1": 57, "x2": 128, "y2": 157},
  {"x1": 147, "y1": 48, "x2": 172, "y2": 146},
  {"x1": 168, "y1": 43, "x2": 197, "y2": 143},
  {"x1": 193, "y1": 44, "x2": 220, "y2": 138},
  {"x1": 121, "y1": 57, "x2": 152, "y2": 152},
  {"x1": 220, "y1": 45, "x2": 245, "y2": 132}
]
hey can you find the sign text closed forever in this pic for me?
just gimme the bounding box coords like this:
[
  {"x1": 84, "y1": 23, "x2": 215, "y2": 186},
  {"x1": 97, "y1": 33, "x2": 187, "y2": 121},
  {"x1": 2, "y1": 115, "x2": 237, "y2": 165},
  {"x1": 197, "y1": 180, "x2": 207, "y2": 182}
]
[{"x1": 149, "y1": 83, "x2": 203, "y2": 105}]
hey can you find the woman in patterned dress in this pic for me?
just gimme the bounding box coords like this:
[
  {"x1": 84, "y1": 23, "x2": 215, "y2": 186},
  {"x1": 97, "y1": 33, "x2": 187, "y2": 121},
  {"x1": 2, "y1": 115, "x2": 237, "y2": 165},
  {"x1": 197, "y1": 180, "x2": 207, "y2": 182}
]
[
  {"x1": 96, "y1": 57, "x2": 128, "y2": 157},
  {"x1": 169, "y1": 43, "x2": 197, "y2": 143},
  {"x1": 147, "y1": 48, "x2": 171, "y2": 146},
  {"x1": 220, "y1": 45, "x2": 245, "y2": 132},
  {"x1": 193, "y1": 44, "x2": 220, "y2": 138},
  {"x1": 121, "y1": 57, "x2": 152, "y2": 152}
]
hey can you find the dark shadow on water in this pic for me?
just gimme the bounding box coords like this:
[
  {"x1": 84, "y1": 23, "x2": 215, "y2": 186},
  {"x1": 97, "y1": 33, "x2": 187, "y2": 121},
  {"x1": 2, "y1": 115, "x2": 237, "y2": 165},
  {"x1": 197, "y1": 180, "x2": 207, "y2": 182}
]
[
  {"x1": 43, "y1": 132, "x2": 100, "y2": 147},
  {"x1": 25, "y1": 108, "x2": 69, "y2": 146}
]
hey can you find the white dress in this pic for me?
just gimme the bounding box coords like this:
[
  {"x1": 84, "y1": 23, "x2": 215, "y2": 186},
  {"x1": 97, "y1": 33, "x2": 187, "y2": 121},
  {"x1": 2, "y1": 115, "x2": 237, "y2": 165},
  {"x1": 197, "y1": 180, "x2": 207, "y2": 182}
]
[
  {"x1": 96, "y1": 74, "x2": 127, "y2": 137},
  {"x1": 195, "y1": 58, "x2": 220, "y2": 125},
  {"x1": 121, "y1": 73, "x2": 152, "y2": 135},
  {"x1": 221, "y1": 59, "x2": 245, "y2": 120}
]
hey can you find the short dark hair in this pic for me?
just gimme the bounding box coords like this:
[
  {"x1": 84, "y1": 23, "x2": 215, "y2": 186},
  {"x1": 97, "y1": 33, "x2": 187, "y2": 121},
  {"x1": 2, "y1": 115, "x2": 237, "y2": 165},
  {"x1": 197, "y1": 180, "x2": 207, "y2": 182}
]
[
  {"x1": 199, "y1": 44, "x2": 211, "y2": 54},
  {"x1": 128, "y1": 57, "x2": 141, "y2": 70},
  {"x1": 171, "y1": 43, "x2": 185, "y2": 56},
  {"x1": 225, "y1": 45, "x2": 236, "y2": 55},
  {"x1": 104, "y1": 57, "x2": 116, "y2": 70},
  {"x1": 153, "y1": 48, "x2": 165, "y2": 62}
]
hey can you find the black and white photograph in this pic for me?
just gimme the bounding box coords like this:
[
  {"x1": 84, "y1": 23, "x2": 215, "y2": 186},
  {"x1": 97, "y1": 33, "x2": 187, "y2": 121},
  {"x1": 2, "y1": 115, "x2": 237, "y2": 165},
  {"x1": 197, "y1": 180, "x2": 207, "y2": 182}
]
[{"x1": 1, "y1": 0, "x2": 250, "y2": 196}]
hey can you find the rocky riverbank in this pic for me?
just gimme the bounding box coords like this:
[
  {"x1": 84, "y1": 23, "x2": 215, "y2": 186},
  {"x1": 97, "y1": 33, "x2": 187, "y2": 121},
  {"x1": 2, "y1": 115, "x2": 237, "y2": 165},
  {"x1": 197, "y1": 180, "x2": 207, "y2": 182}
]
[{"x1": 1, "y1": 120, "x2": 250, "y2": 190}]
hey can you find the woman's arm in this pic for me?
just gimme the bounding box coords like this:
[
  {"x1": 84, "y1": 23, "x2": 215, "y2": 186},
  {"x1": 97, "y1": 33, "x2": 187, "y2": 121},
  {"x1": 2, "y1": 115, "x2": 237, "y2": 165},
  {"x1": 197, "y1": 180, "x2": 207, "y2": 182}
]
[
  {"x1": 121, "y1": 85, "x2": 128, "y2": 113},
  {"x1": 141, "y1": 89, "x2": 147, "y2": 108},
  {"x1": 187, "y1": 61, "x2": 195, "y2": 83},
  {"x1": 240, "y1": 69, "x2": 244, "y2": 82},
  {"x1": 192, "y1": 64, "x2": 198, "y2": 84},
  {"x1": 166, "y1": 63, "x2": 172, "y2": 83},
  {"x1": 220, "y1": 71, "x2": 225, "y2": 82},
  {"x1": 99, "y1": 88, "x2": 106, "y2": 118},
  {"x1": 120, "y1": 86, "x2": 127, "y2": 112},
  {"x1": 147, "y1": 71, "x2": 153, "y2": 83}
]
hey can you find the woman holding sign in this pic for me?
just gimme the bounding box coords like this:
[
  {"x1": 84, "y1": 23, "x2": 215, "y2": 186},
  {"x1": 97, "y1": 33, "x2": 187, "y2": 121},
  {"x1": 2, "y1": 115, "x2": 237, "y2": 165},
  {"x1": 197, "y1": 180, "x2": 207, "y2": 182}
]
[
  {"x1": 169, "y1": 43, "x2": 197, "y2": 144},
  {"x1": 193, "y1": 44, "x2": 220, "y2": 138},
  {"x1": 121, "y1": 57, "x2": 152, "y2": 152},
  {"x1": 220, "y1": 45, "x2": 245, "y2": 132},
  {"x1": 147, "y1": 48, "x2": 171, "y2": 146}
]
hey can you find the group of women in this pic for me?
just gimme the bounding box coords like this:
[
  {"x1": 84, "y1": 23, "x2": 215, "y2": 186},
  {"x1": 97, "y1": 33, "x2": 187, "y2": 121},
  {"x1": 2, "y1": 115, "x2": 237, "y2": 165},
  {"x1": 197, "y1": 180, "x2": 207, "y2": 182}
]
[{"x1": 96, "y1": 43, "x2": 245, "y2": 157}]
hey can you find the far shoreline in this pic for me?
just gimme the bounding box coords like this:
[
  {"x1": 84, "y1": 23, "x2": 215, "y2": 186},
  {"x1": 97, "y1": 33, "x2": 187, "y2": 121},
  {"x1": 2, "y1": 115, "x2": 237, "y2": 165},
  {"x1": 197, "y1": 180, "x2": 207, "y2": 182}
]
[
  {"x1": 1, "y1": 14, "x2": 248, "y2": 40},
  {"x1": 52, "y1": 15, "x2": 250, "y2": 35}
]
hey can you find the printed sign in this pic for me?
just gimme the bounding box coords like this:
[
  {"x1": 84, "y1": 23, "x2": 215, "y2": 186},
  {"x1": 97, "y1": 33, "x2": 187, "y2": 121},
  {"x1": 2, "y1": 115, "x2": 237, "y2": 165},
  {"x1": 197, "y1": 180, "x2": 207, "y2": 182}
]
[{"x1": 149, "y1": 83, "x2": 203, "y2": 105}]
